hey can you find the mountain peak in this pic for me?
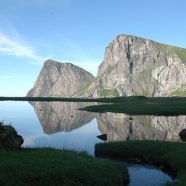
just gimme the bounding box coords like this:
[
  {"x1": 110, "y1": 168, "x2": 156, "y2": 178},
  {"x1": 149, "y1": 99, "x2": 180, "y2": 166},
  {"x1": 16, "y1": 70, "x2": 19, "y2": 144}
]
[
  {"x1": 27, "y1": 59, "x2": 94, "y2": 97},
  {"x1": 28, "y1": 35, "x2": 186, "y2": 98},
  {"x1": 82, "y1": 34, "x2": 186, "y2": 97}
]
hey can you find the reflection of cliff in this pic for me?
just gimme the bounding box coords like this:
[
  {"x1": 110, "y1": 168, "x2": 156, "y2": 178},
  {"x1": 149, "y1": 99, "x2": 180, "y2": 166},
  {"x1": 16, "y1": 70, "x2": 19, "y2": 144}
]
[
  {"x1": 31, "y1": 102, "x2": 94, "y2": 134},
  {"x1": 96, "y1": 113, "x2": 186, "y2": 142},
  {"x1": 151, "y1": 116, "x2": 186, "y2": 140}
]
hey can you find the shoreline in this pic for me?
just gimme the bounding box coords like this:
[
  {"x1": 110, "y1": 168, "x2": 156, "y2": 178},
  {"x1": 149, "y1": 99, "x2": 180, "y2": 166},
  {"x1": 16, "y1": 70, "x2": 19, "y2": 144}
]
[{"x1": 95, "y1": 140, "x2": 186, "y2": 186}]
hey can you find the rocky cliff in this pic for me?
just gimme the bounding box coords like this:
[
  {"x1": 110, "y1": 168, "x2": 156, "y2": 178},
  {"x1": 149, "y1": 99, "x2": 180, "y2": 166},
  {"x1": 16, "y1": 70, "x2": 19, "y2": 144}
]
[
  {"x1": 82, "y1": 34, "x2": 186, "y2": 97},
  {"x1": 28, "y1": 35, "x2": 186, "y2": 98},
  {"x1": 27, "y1": 59, "x2": 94, "y2": 97}
]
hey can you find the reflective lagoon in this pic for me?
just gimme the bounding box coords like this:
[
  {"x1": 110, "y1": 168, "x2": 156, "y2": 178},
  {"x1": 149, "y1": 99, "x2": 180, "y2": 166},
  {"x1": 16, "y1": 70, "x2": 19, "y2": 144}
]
[
  {"x1": 0, "y1": 101, "x2": 102, "y2": 155},
  {"x1": 0, "y1": 101, "x2": 178, "y2": 185}
]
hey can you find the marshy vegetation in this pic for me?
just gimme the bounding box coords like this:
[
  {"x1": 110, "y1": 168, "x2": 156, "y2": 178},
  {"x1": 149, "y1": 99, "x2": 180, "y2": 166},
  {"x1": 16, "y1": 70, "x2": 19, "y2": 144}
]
[
  {"x1": 3, "y1": 96, "x2": 186, "y2": 116},
  {"x1": 78, "y1": 96, "x2": 186, "y2": 115},
  {"x1": 0, "y1": 148, "x2": 129, "y2": 186},
  {"x1": 1, "y1": 96, "x2": 186, "y2": 185},
  {"x1": 80, "y1": 102, "x2": 186, "y2": 115},
  {"x1": 1, "y1": 95, "x2": 186, "y2": 103},
  {"x1": 0, "y1": 122, "x2": 129, "y2": 186},
  {"x1": 96, "y1": 141, "x2": 186, "y2": 186}
]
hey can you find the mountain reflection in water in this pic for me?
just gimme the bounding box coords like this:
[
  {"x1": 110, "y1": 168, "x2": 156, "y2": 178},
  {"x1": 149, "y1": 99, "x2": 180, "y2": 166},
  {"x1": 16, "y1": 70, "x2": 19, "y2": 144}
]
[
  {"x1": 30, "y1": 102, "x2": 186, "y2": 143},
  {"x1": 31, "y1": 102, "x2": 95, "y2": 134},
  {"x1": 96, "y1": 112, "x2": 186, "y2": 142},
  {"x1": 0, "y1": 101, "x2": 177, "y2": 186}
]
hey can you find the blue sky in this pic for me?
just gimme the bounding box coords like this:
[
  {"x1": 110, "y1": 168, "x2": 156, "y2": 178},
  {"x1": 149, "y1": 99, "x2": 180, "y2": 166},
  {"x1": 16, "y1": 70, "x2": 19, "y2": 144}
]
[{"x1": 0, "y1": 0, "x2": 185, "y2": 96}]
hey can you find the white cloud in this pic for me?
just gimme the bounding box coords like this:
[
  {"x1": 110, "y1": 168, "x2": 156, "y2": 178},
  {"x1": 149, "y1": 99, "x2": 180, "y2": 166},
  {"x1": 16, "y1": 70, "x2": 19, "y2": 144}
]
[{"x1": 0, "y1": 33, "x2": 45, "y2": 61}]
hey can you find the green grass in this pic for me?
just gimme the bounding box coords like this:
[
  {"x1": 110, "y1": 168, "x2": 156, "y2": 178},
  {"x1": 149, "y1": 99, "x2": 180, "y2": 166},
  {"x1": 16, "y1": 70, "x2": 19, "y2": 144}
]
[
  {"x1": 169, "y1": 84, "x2": 186, "y2": 96},
  {"x1": 0, "y1": 96, "x2": 146, "y2": 102},
  {"x1": 0, "y1": 148, "x2": 129, "y2": 186},
  {"x1": 100, "y1": 88, "x2": 119, "y2": 97},
  {"x1": 80, "y1": 102, "x2": 186, "y2": 115},
  {"x1": 2, "y1": 95, "x2": 186, "y2": 103},
  {"x1": 3, "y1": 96, "x2": 186, "y2": 115},
  {"x1": 0, "y1": 96, "x2": 142, "y2": 102},
  {"x1": 0, "y1": 96, "x2": 99, "y2": 102},
  {"x1": 3, "y1": 96, "x2": 186, "y2": 116},
  {"x1": 137, "y1": 68, "x2": 156, "y2": 96},
  {"x1": 156, "y1": 42, "x2": 186, "y2": 63},
  {"x1": 174, "y1": 47, "x2": 186, "y2": 62},
  {"x1": 95, "y1": 141, "x2": 186, "y2": 186}
]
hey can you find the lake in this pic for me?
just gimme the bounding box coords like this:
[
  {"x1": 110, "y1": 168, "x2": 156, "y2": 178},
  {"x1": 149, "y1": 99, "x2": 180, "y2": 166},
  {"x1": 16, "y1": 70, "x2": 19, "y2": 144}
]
[
  {"x1": 0, "y1": 101, "x2": 103, "y2": 155},
  {"x1": 0, "y1": 101, "x2": 178, "y2": 185}
]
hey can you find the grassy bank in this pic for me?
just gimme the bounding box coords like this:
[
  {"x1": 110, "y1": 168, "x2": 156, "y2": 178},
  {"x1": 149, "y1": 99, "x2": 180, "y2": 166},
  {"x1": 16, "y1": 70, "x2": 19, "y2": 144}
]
[
  {"x1": 95, "y1": 141, "x2": 186, "y2": 186},
  {"x1": 2, "y1": 96, "x2": 186, "y2": 115},
  {"x1": 0, "y1": 148, "x2": 129, "y2": 186},
  {"x1": 80, "y1": 102, "x2": 186, "y2": 115},
  {"x1": 1, "y1": 96, "x2": 186, "y2": 103}
]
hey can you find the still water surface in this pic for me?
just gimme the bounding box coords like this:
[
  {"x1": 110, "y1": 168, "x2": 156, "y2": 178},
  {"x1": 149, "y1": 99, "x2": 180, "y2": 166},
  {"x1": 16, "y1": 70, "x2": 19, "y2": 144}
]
[{"x1": 0, "y1": 101, "x2": 178, "y2": 185}]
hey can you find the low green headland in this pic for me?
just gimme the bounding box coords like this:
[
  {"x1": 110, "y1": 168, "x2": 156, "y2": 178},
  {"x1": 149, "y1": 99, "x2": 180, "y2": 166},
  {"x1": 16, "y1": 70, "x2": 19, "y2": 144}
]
[
  {"x1": 1, "y1": 95, "x2": 186, "y2": 103},
  {"x1": 0, "y1": 148, "x2": 129, "y2": 186},
  {"x1": 80, "y1": 102, "x2": 186, "y2": 115},
  {"x1": 2, "y1": 96, "x2": 186, "y2": 115},
  {"x1": 72, "y1": 96, "x2": 186, "y2": 115},
  {"x1": 0, "y1": 96, "x2": 147, "y2": 102},
  {"x1": 95, "y1": 141, "x2": 186, "y2": 186}
]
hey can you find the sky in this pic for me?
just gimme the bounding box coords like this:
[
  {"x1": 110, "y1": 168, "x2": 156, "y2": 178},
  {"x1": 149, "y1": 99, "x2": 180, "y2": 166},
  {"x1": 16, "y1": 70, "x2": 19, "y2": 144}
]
[{"x1": 0, "y1": 0, "x2": 185, "y2": 96}]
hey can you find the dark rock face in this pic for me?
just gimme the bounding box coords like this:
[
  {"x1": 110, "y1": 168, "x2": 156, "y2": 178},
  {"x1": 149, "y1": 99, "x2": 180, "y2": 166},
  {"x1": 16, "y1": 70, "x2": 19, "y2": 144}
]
[
  {"x1": 97, "y1": 134, "x2": 107, "y2": 141},
  {"x1": 0, "y1": 124, "x2": 23, "y2": 148},
  {"x1": 179, "y1": 129, "x2": 186, "y2": 141},
  {"x1": 27, "y1": 59, "x2": 94, "y2": 97}
]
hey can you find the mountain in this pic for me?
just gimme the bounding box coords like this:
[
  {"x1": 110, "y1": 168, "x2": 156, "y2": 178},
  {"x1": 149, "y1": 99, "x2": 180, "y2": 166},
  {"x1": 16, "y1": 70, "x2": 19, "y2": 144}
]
[
  {"x1": 27, "y1": 35, "x2": 186, "y2": 97},
  {"x1": 81, "y1": 34, "x2": 186, "y2": 97},
  {"x1": 27, "y1": 59, "x2": 94, "y2": 97}
]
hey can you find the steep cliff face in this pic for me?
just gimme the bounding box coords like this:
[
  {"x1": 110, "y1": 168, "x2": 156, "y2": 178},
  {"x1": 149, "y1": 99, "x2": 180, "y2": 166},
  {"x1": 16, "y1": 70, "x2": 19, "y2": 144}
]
[
  {"x1": 27, "y1": 59, "x2": 94, "y2": 97},
  {"x1": 28, "y1": 35, "x2": 186, "y2": 97},
  {"x1": 83, "y1": 35, "x2": 186, "y2": 97}
]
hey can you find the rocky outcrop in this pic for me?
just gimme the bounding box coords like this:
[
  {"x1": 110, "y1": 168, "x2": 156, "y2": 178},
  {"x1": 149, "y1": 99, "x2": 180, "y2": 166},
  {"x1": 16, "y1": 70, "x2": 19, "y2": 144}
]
[
  {"x1": 179, "y1": 129, "x2": 186, "y2": 141},
  {"x1": 0, "y1": 123, "x2": 23, "y2": 148},
  {"x1": 27, "y1": 35, "x2": 186, "y2": 98},
  {"x1": 97, "y1": 113, "x2": 186, "y2": 141},
  {"x1": 30, "y1": 102, "x2": 94, "y2": 134},
  {"x1": 27, "y1": 59, "x2": 94, "y2": 97},
  {"x1": 82, "y1": 35, "x2": 186, "y2": 97}
]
